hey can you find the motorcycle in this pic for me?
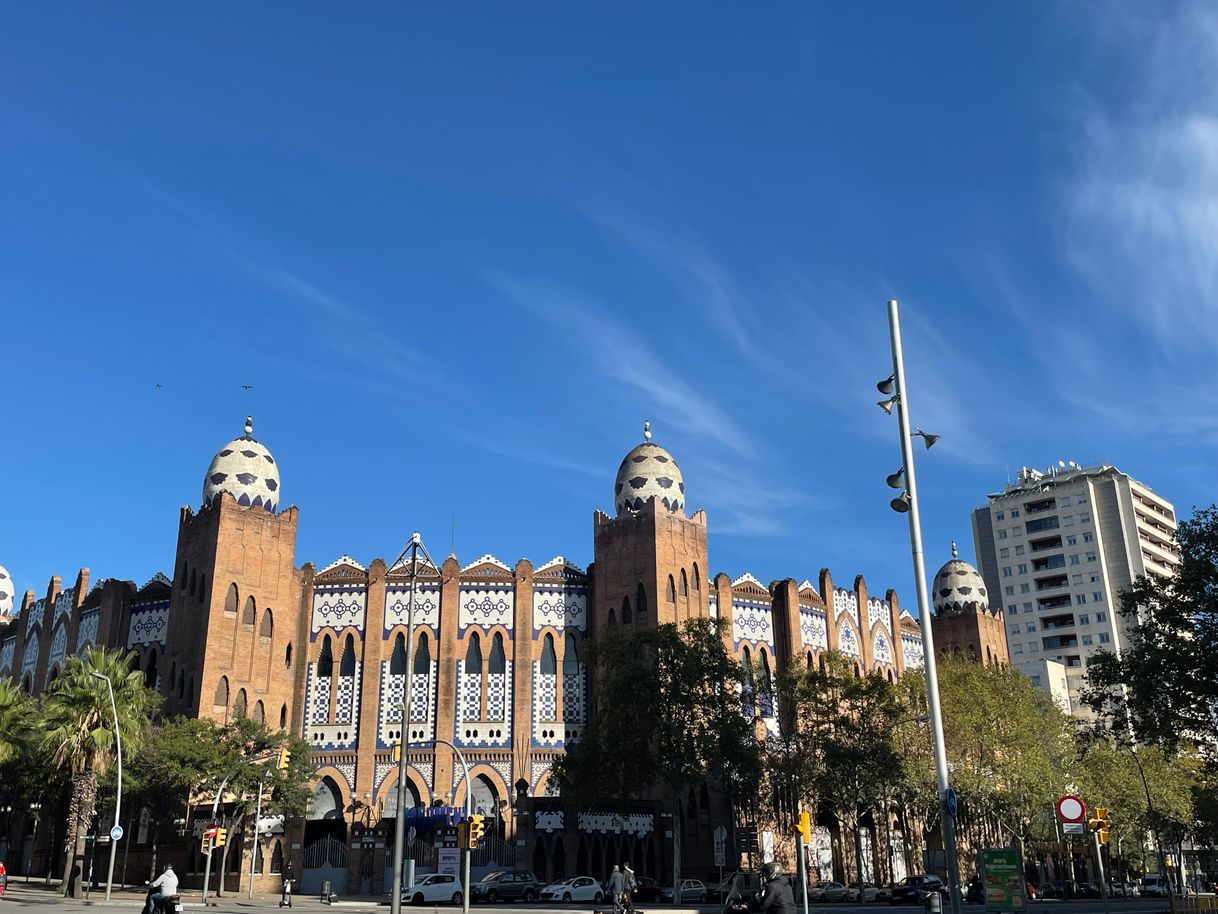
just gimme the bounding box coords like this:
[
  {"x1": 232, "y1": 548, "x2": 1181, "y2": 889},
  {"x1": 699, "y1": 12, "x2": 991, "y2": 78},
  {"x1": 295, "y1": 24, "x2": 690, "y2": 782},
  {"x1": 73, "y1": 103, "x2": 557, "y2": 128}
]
[{"x1": 144, "y1": 882, "x2": 184, "y2": 914}]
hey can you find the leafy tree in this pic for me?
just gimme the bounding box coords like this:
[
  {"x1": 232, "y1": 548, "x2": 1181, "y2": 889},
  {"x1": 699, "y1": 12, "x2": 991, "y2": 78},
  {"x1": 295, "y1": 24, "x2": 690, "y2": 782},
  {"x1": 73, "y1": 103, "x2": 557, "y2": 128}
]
[
  {"x1": 41, "y1": 646, "x2": 160, "y2": 896},
  {"x1": 553, "y1": 618, "x2": 762, "y2": 886},
  {"x1": 1083, "y1": 504, "x2": 1218, "y2": 753},
  {"x1": 774, "y1": 652, "x2": 906, "y2": 889},
  {"x1": 0, "y1": 679, "x2": 37, "y2": 764}
]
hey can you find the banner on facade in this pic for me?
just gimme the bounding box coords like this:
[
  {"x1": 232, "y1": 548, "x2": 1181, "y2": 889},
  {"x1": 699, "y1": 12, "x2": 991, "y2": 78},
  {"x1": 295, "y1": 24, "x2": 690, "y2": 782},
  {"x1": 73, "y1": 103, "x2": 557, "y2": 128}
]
[{"x1": 980, "y1": 847, "x2": 1024, "y2": 911}]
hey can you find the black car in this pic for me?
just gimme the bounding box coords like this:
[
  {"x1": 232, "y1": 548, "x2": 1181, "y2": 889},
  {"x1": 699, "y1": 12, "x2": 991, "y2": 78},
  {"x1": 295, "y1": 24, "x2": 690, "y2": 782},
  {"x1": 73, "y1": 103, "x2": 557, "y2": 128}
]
[
  {"x1": 889, "y1": 875, "x2": 948, "y2": 905},
  {"x1": 633, "y1": 877, "x2": 662, "y2": 903},
  {"x1": 471, "y1": 870, "x2": 542, "y2": 903},
  {"x1": 965, "y1": 877, "x2": 985, "y2": 905}
]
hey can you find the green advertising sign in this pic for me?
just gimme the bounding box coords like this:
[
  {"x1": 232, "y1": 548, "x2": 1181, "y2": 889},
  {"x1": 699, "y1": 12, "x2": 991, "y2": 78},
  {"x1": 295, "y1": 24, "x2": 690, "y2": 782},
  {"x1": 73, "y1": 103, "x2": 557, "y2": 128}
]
[{"x1": 981, "y1": 847, "x2": 1024, "y2": 911}]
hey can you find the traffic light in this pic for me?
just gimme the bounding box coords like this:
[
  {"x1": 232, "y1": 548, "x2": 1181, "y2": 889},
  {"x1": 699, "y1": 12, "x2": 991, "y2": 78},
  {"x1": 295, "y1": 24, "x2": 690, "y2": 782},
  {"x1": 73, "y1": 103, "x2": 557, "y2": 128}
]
[
  {"x1": 392, "y1": 741, "x2": 401, "y2": 763},
  {"x1": 215, "y1": 827, "x2": 227, "y2": 847},
  {"x1": 1088, "y1": 807, "x2": 1111, "y2": 845},
  {"x1": 795, "y1": 812, "x2": 812, "y2": 844},
  {"x1": 467, "y1": 814, "x2": 485, "y2": 848},
  {"x1": 456, "y1": 822, "x2": 470, "y2": 848},
  {"x1": 277, "y1": 748, "x2": 291, "y2": 770}
]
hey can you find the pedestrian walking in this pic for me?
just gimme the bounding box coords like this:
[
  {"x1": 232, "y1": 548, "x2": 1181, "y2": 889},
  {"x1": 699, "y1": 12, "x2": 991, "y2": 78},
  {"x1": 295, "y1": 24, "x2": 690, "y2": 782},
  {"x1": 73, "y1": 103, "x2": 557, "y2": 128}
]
[
  {"x1": 608, "y1": 865, "x2": 625, "y2": 913},
  {"x1": 279, "y1": 862, "x2": 294, "y2": 908},
  {"x1": 622, "y1": 862, "x2": 637, "y2": 913}
]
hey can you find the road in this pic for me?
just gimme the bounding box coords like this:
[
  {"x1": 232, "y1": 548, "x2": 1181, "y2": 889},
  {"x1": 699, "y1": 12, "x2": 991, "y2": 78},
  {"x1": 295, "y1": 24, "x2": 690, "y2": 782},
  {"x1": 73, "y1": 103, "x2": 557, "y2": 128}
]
[{"x1": 0, "y1": 884, "x2": 1176, "y2": 914}]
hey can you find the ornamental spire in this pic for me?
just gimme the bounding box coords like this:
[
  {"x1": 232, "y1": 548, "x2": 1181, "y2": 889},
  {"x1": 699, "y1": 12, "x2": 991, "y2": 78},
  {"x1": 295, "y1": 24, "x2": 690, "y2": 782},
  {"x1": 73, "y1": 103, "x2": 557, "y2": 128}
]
[
  {"x1": 951, "y1": 541, "x2": 958, "y2": 559},
  {"x1": 643, "y1": 420, "x2": 652, "y2": 441},
  {"x1": 244, "y1": 415, "x2": 254, "y2": 437}
]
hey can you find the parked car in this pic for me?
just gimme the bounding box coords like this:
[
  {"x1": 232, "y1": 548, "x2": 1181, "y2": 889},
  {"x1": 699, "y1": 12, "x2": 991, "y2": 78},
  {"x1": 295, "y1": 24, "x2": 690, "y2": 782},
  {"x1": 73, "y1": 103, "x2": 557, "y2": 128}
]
[
  {"x1": 843, "y1": 882, "x2": 880, "y2": 903},
  {"x1": 888, "y1": 875, "x2": 948, "y2": 905},
  {"x1": 472, "y1": 870, "x2": 542, "y2": 903},
  {"x1": 660, "y1": 880, "x2": 709, "y2": 903},
  {"x1": 404, "y1": 873, "x2": 464, "y2": 906},
  {"x1": 541, "y1": 876, "x2": 605, "y2": 903},
  {"x1": 712, "y1": 873, "x2": 763, "y2": 903},
  {"x1": 1140, "y1": 875, "x2": 1174, "y2": 898},
  {"x1": 633, "y1": 876, "x2": 662, "y2": 903},
  {"x1": 1075, "y1": 882, "x2": 1102, "y2": 899},
  {"x1": 876, "y1": 884, "x2": 895, "y2": 904},
  {"x1": 1107, "y1": 882, "x2": 1138, "y2": 898},
  {"x1": 811, "y1": 881, "x2": 847, "y2": 902}
]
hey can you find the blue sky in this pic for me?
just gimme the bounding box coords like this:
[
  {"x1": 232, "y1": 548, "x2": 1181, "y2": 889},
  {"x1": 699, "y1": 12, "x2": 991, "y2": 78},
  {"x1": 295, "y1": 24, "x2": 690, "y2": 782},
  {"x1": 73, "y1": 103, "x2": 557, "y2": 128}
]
[{"x1": 3, "y1": 3, "x2": 1216, "y2": 615}]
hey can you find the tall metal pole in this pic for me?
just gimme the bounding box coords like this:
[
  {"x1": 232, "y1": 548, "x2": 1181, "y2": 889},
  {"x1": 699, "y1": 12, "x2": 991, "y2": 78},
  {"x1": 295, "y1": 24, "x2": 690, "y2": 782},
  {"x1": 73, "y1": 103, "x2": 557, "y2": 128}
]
[
  {"x1": 886, "y1": 299, "x2": 962, "y2": 914},
  {"x1": 91, "y1": 672, "x2": 122, "y2": 903},
  {"x1": 433, "y1": 738, "x2": 472, "y2": 914},
  {"x1": 202, "y1": 772, "x2": 232, "y2": 905},
  {"x1": 249, "y1": 771, "x2": 268, "y2": 899}
]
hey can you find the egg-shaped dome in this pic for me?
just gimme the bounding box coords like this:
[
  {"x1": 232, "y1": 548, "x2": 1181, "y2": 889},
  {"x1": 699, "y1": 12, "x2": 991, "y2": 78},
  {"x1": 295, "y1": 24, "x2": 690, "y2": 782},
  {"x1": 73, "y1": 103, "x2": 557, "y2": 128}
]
[
  {"x1": 614, "y1": 422, "x2": 685, "y2": 515},
  {"x1": 0, "y1": 563, "x2": 14, "y2": 618},
  {"x1": 202, "y1": 417, "x2": 281, "y2": 512},
  {"x1": 932, "y1": 543, "x2": 989, "y2": 614}
]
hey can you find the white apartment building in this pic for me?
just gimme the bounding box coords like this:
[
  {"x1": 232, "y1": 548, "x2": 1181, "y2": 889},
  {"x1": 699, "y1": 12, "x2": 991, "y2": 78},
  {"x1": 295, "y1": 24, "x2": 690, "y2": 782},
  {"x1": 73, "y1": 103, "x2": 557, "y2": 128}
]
[{"x1": 971, "y1": 462, "x2": 1177, "y2": 716}]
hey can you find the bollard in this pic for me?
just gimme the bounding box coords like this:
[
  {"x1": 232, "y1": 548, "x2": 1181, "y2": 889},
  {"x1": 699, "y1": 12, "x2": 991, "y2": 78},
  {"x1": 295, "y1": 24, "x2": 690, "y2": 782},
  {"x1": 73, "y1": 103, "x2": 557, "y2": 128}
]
[
  {"x1": 321, "y1": 880, "x2": 332, "y2": 903},
  {"x1": 925, "y1": 891, "x2": 943, "y2": 914}
]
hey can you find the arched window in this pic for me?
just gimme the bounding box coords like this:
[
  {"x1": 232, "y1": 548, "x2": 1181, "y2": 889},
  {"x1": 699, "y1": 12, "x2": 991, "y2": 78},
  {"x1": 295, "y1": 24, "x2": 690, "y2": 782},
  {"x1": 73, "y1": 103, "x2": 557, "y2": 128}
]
[
  {"x1": 318, "y1": 635, "x2": 334, "y2": 678},
  {"x1": 177, "y1": 670, "x2": 185, "y2": 701},
  {"x1": 253, "y1": 700, "x2": 265, "y2": 724},
  {"x1": 214, "y1": 676, "x2": 229, "y2": 708},
  {"x1": 260, "y1": 609, "x2": 273, "y2": 640},
  {"x1": 621, "y1": 596, "x2": 632, "y2": 624},
  {"x1": 285, "y1": 642, "x2": 293, "y2": 669},
  {"x1": 680, "y1": 569, "x2": 688, "y2": 597},
  {"x1": 169, "y1": 661, "x2": 176, "y2": 690},
  {"x1": 666, "y1": 575, "x2": 676, "y2": 602},
  {"x1": 465, "y1": 633, "x2": 483, "y2": 674},
  {"x1": 339, "y1": 634, "x2": 356, "y2": 677},
  {"x1": 198, "y1": 573, "x2": 206, "y2": 604},
  {"x1": 636, "y1": 583, "x2": 648, "y2": 618},
  {"x1": 179, "y1": 563, "x2": 188, "y2": 591},
  {"x1": 270, "y1": 841, "x2": 284, "y2": 875},
  {"x1": 854, "y1": 663, "x2": 862, "y2": 678},
  {"x1": 234, "y1": 688, "x2": 247, "y2": 718},
  {"x1": 225, "y1": 583, "x2": 239, "y2": 615},
  {"x1": 188, "y1": 676, "x2": 195, "y2": 707},
  {"x1": 806, "y1": 651, "x2": 814, "y2": 668},
  {"x1": 279, "y1": 704, "x2": 288, "y2": 729},
  {"x1": 414, "y1": 633, "x2": 430, "y2": 674},
  {"x1": 540, "y1": 634, "x2": 557, "y2": 675},
  {"x1": 489, "y1": 633, "x2": 506, "y2": 675},
  {"x1": 563, "y1": 635, "x2": 579, "y2": 675},
  {"x1": 145, "y1": 649, "x2": 158, "y2": 690},
  {"x1": 188, "y1": 569, "x2": 197, "y2": 597},
  {"x1": 740, "y1": 647, "x2": 755, "y2": 715},
  {"x1": 758, "y1": 650, "x2": 774, "y2": 717},
  {"x1": 243, "y1": 596, "x2": 257, "y2": 627},
  {"x1": 390, "y1": 633, "x2": 407, "y2": 675},
  {"x1": 693, "y1": 563, "x2": 701, "y2": 591},
  {"x1": 607, "y1": 608, "x2": 617, "y2": 626}
]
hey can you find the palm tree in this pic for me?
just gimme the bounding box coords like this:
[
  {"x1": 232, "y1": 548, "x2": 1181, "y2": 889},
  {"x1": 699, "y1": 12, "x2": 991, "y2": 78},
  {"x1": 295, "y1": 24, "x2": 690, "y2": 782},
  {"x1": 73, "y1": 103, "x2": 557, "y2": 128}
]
[
  {"x1": 42, "y1": 646, "x2": 160, "y2": 896},
  {"x1": 0, "y1": 678, "x2": 36, "y2": 764}
]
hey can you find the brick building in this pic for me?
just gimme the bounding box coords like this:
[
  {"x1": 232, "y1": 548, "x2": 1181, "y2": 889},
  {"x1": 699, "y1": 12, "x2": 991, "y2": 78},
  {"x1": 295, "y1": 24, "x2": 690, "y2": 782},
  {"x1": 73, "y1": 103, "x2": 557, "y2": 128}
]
[{"x1": 0, "y1": 417, "x2": 998, "y2": 895}]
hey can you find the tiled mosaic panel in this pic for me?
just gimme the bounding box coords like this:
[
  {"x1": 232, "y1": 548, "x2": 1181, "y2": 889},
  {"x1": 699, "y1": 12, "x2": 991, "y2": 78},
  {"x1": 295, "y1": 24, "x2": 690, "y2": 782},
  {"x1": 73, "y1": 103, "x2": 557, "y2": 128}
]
[
  {"x1": 458, "y1": 587, "x2": 514, "y2": 633},
  {"x1": 307, "y1": 665, "x2": 330, "y2": 724},
  {"x1": 868, "y1": 597, "x2": 893, "y2": 632},
  {"x1": 48, "y1": 621, "x2": 68, "y2": 670},
  {"x1": 799, "y1": 609, "x2": 828, "y2": 650},
  {"x1": 384, "y1": 586, "x2": 441, "y2": 634},
  {"x1": 53, "y1": 588, "x2": 75, "y2": 624},
  {"x1": 26, "y1": 598, "x2": 45, "y2": 630},
  {"x1": 873, "y1": 630, "x2": 894, "y2": 665},
  {"x1": 487, "y1": 672, "x2": 506, "y2": 721},
  {"x1": 838, "y1": 621, "x2": 860, "y2": 657},
  {"x1": 902, "y1": 635, "x2": 925, "y2": 669},
  {"x1": 561, "y1": 669, "x2": 586, "y2": 723},
  {"x1": 531, "y1": 586, "x2": 588, "y2": 633},
  {"x1": 458, "y1": 662, "x2": 482, "y2": 721},
  {"x1": 0, "y1": 637, "x2": 14, "y2": 675},
  {"x1": 732, "y1": 599, "x2": 775, "y2": 649},
  {"x1": 310, "y1": 587, "x2": 367, "y2": 636},
  {"x1": 378, "y1": 665, "x2": 406, "y2": 746},
  {"x1": 127, "y1": 600, "x2": 169, "y2": 648},
  {"x1": 833, "y1": 588, "x2": 860, "y2": 628},
  {"x1": 335, "y1": 663, "x2": 361, "y2": 724},
  {"x1": 21, "y1": 637, "x2": 38, "y2": 680},
  {"x1": 75, "y1": 610, "x2": 99, "y2": 650}
]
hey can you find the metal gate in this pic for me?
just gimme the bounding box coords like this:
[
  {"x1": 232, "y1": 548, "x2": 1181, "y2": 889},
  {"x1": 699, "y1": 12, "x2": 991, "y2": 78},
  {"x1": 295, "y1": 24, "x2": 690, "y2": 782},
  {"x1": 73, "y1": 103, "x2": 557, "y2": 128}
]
[
  {"x1": 384, "y1": 835, "x2": 439, "y2": 894},
  {"x1": 301, "y1": 834, "x2": 348, "y2": 895}
]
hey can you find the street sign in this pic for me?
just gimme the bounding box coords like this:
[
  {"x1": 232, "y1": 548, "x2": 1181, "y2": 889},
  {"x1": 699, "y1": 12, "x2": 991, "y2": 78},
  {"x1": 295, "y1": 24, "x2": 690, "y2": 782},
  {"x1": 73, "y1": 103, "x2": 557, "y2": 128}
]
[
  {"x1": 1056, "y1": 795, "x2": 1086, "y2": 823},
  {"x1": 1062, "y1": 822, "x2": 1085, "y2": 835},
  {"x1": 713, "y1": 827, "x2": 727, "y2": 867},
  {"x1": 110, "y1": 825, "x2": 124, "y2": 842},
  {"x1": 946, "y1": 788, "x2": 958, "y2": 818}
]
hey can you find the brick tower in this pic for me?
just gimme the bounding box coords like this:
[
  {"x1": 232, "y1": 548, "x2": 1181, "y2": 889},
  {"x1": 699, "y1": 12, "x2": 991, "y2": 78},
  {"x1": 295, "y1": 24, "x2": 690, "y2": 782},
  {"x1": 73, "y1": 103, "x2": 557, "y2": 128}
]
[
  {"x1": 161, "y1": 417, "x2": 307, "y2": 731},
  {"x1": 929, "y1": 542, "x2": 1009, "y2": 666},
  {"x1": 591, "y1": 422, "x2": 709, "y2": 632}
]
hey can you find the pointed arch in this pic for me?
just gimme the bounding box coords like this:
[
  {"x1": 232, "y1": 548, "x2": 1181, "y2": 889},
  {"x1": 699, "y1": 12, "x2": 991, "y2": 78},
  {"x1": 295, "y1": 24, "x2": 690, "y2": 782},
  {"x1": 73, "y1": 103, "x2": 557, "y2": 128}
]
[
  {"x1": 414, "y1": 632, "x2": 431, "y2": 673},
  {"x1": 340, "y1": 634, "x2": 356, "y2": 677},
  {"x1": 465, "y1": 632, "x2": 483, "y2": 674},
  {"x1": 242, "y1": 595, "x2": 256, "y2": 627},
  {"x1": 666, "y1": 575, "x2": 676, "y2": 602},
  {"x1": 758, "y1": 649, "x2": 774, "y2": 717},
  {"x1": 225, "y1": 583, "x2": 239, "y2": 615},
  {"x1": 145, "y1": 649, "x2": 158, "y2": 690},
  {"x1": 188, "y1": 569, "x2": 197, "y2": 597},
  {"x1": 234, "y1": 688, "x2": 248, "y2": 718},
  {"x1": 318, "y1": 635, "x2": 334, "y2": 678},
  {"x1": 636, "y1": 583, "x2": 648, "y2": 618},
  {"x1": 740, "y1": 646, "x2": 755, "y2": 715},
  {"x1": 214, "y1": 676, "x2": 230, "y2": 708},
  {"x1": 260, "y1": 608, "x2": 273, "y2": 640},
  {"x1": 563, "y1": 634, "x2": 579, "y2": 674},
  {"x1": 177, "y1": 669, "x2": 185, "y2": 701},
  {"x1": 390, "y1": 633, "x2": 407, "y2": 675},
  {"x1": 540, "y1": 634, "x2": 557, "y2": 675},
  {"x1": 621, "y1": 596, "x2": 632, "y2": 624},
  {"x1": 198, "y1": 573, "x2": 207, "y2": 604},
  {"x1": 693, "y1": 563, "x2": 701, "y2": 591},
  {"x1": 285, "y1": 642, "x2": 293, "y2": 669},
  {"x1": 179, "y1": 563, "x2": 188, "y2": 591},
  {"x1": 253, "y1": 700, "x2": 265, "y2": 724},
  {"x1": 680, "y1": 569, "x2": 688, "y2": 597},
  {"x1": 270, "y1": 841, "x2": 284, "y2": 874},
  {"x1": 279, "y1": 703, "x2": 288, "y2": 729},
  {"x1": 607, "y1": 608, "x2": 617, "y2": 626},
  {"x1": 489, "y1": 633, "x2": 506, "y2": 675}
]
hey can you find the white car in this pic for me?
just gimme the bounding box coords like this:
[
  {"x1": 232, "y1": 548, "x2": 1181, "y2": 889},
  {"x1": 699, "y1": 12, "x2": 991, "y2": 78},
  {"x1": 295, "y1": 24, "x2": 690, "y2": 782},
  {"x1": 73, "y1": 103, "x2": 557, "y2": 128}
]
[
  {"x1": 540, "y1": 876, "x2": 606, "y2": 903},
  {"x1": 405, "y1": 873, "x2": 464, "y2": 906},
  {"x1": 843, "y1": 883, "x2": 879, "y2": 902},
  {"x1": 660, "y1": 880, "x2": 709, "y2": 903}
]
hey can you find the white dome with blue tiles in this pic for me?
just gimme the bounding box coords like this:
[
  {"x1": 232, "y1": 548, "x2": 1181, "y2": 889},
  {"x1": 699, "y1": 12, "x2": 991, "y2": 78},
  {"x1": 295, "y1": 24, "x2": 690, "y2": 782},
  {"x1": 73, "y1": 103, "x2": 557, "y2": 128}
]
[
  {"x1": 0, "y1": 563, "x2": 13, "y2": 619},
  {"x1": 202, "y1": 416, "x2": 281, "y2": 512},
  {"x1": 932, "y1": 543, "x2": 989, "y2": 614},
  {"x1": 614, "y1": 422, "x2": 685, "y2": 515}
]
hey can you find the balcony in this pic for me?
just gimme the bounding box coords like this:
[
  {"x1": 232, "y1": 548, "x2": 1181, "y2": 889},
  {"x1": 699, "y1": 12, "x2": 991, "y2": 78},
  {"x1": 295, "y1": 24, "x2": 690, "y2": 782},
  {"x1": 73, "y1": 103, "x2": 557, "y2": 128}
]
[
  {"x1": 1043, "y1": 634, "x2": 1079, "y2": 650},
  {"x1": 1024, "y1": 498, "x2": 1056, "y2": 514},
  {"x1": 1030, "y1": 536, "x2": 1063, "y2": 553},
  {"x1": 1026, "y1": 516, "x2": 1061, "y2": 534},
  {"x1": 1032, "y1": 555, "x2": 1066, "y2": 572},
  {"x1": 1040, "y1": 613, "x2": 1076, "y2": 630},
  {"x1": 1038, "y1": 594, "x2": 1072, "y2": 610},
  {"x1": 1035, "y1": 574, "x2": 1069, "y2": 591}
]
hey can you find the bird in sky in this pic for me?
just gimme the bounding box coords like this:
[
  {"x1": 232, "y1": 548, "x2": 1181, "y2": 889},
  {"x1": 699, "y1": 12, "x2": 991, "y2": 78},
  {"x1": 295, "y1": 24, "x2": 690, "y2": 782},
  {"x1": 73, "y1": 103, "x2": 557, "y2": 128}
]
[
  {"x1": 154, "y1": 383, "x2": 163, "y2": 389},
  {"x1": 241, "y1": 384, "x2": 253, "y2": 391}
]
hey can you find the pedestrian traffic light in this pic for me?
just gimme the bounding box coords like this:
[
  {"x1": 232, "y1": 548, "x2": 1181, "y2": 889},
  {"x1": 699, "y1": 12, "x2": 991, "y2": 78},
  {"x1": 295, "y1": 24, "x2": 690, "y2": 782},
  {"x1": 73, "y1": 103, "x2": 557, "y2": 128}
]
[
  {"x1": 277, "y1": 748, "x2": 291, "y2": 770},
  {"x1": 795, "y1": 812, "x2": 812, "y2": 844},
  {"x1": 216, "y1": 828, "x2": 227, "y2": 847},
  {"x1": 456, "y1": 822, "x2": 470, "y2": 848},
  {"x1": 467, "y1": 814, "x2": 485, "y2": 848}
]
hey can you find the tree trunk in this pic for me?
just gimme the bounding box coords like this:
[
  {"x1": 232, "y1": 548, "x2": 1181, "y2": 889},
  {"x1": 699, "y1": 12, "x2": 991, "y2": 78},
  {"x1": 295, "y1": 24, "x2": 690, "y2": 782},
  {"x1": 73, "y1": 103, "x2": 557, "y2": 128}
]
[{"x1": 61, "y1": 769, "x2": 98, "y2": 898}]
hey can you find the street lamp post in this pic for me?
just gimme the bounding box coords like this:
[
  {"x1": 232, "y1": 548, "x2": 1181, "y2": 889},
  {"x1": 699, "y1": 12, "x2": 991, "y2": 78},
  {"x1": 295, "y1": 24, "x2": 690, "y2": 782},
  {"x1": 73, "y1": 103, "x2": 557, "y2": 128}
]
[
  {"x1": 90, "y1": 671, "x2": 123, "y2": 903},
  {"x1": 432, "y1": 737, "x2": 473, "y2": 914},
  {"x1": 879, "y1": 299, "x2": 962, "y2": 914},
  {"x1": 26, "y1": 802, "x2": 41, "y2": 883}
]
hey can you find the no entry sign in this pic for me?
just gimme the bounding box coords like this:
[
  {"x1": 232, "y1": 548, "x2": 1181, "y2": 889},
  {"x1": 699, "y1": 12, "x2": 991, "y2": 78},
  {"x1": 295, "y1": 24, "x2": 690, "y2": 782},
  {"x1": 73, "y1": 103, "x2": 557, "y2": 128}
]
[{"x1": 1056, "y1": 795, "x2": 1086, "y2": 823}]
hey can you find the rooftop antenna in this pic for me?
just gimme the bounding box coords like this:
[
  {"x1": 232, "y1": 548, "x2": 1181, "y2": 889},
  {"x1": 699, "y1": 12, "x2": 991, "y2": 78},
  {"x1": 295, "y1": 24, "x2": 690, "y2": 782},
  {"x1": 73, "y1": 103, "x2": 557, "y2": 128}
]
[{"x1": 450, "y1": 514, "x2": 456, "y2": 558}]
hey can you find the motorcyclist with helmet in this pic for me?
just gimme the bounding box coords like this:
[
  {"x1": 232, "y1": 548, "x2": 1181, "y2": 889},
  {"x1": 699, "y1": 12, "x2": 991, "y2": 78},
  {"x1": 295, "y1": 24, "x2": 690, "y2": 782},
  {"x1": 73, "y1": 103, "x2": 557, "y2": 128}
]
[{"x1": 724, "y1": 862, "x2": 796, "y2": 914}]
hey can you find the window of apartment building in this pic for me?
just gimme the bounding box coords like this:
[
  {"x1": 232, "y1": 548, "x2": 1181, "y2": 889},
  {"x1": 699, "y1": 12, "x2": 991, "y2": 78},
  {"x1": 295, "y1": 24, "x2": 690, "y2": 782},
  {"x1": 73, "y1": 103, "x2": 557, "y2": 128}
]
[
  {"x1": 1023, "y1": 602, "x2": 1033, "y2": 613},
  {"x1": 1015, "y1": 544, "x2": 1025, "y2": 555},
  {"x1": 1005, "y1": 586, "x2": 1015, "y2": 597},
  {"x1": 1009, "y1": 624, "x2": 1020, "y2": 635},
  {"x1": 1012, "y1": 527, "x2": 1023, "y2": 536},
  {"x1": 1096, "y1": 611, "x2": 1106, "y2": 622},
  {"x1": 1071, "y1": 554, "x2": 1081, "y2": 565},
  {"x1": 1059, "y1": 496, "x2": 1071, "y2": 507},
  {"x1": 1066, "y1": 535, "x2": 1078, "y2": 545},
  {"x1": 1072, "y1": 574, "x2": 1083, "y2": 585},
  {"x1": 1083, "y1": 532, "x2": 1094, "y2": 543},
  {"x1": 1011, "y1": 509, "x2": 1020, "y2": 517},
  {"x1": 1086, "y1": 551, "x2": 1098, "y2": 562},
  {"x1": 1093, "y1": 592, "x2": 1103, "y2": 602},
  {"x1": 1077, "y1": 496, "x2": 1087, "y2": 504},
  {"x1": 1014, "y1": 644, "x2": 1025, "y2": 655},
  {"x1": 1020, "y1": 583, "x2": 1030, "y2": 593},
  {"x1": 1003, "y1": 566, "x2": 1012, "y2": 577},
  {"x1": 1079, "y1": 614, "x2": 1090, "y2": 625},
  {"x1": 1063, "y1": 515, "x2": 1075, "y2": 526},
  {"x1": 998, "y1": 529, "x2": 1007, "y2": 540},
  {"x1": 1017, "y1": 563, "x2": 1028, "y2": 574},
  {"x1": 1089, "y1": 573, "x2": 1100, "y2": 583},
  {"x1": 1029, "y1": 643, "x2": 1040, "y2": 652},
  {"x1": 1000, "y1": 547, "x2": 1010, "y2": 558},
  {"x1": 996, "y1": 511, "x2": 1005, "y2": 520},
  {"x1": 1099, "y1": 633, "x2": 1111, "y2": 644},
  {"x1": 1075, "y1": 594, "x2": 1087, "y2": 605},
  {"x1": 1030, "y1": 673, "x2": 1040, "y2": 685},
  {"x1": 1025, "y1": 622, "x2": 1037, "y2": 632},
  {"x1": 1082, "y1": 634, "x2": 1094, "y2": 645},
  {"x1": 1080, "y1": 513, "x2": 1091, "y2": 524}
]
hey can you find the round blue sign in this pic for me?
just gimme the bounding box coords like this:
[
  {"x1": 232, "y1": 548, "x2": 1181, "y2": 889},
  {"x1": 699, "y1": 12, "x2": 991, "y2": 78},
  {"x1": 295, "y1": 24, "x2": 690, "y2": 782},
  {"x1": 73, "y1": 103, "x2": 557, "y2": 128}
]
[
  {"x1": 110, "y1": 825, "x2": 124, "y2": 841},
  {"x1": 945, "y1": 788, "x2": 958, "y2": 818}
]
